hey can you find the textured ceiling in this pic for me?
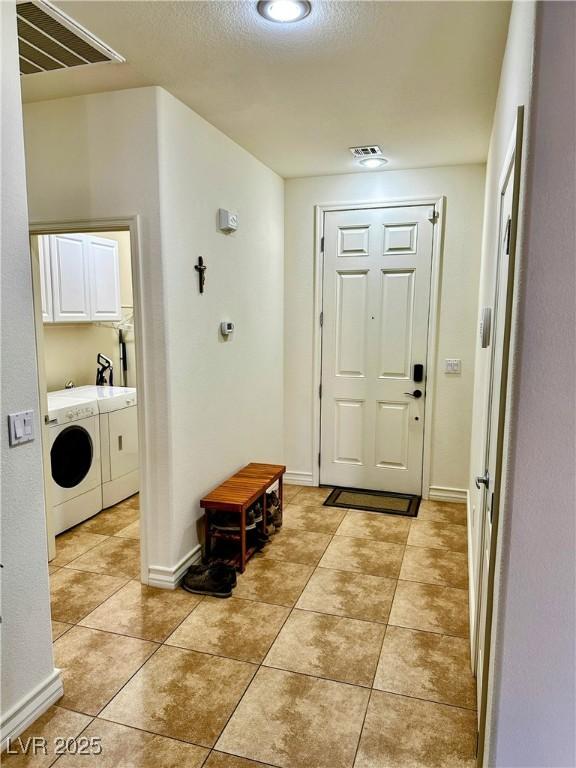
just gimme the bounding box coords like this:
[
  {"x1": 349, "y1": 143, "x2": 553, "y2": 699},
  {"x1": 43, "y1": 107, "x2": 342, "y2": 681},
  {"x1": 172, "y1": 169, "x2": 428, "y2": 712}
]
[{"x1": 21, "y1": 1, "x2": 511, "y2": 178}]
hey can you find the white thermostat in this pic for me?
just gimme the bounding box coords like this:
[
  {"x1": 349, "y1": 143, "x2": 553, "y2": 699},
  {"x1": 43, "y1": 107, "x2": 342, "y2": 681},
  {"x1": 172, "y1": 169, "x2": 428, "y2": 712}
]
[
  {"x1": 220, "y1": 321, "x2": 235, "y2": 336},
  {"x1": 219, "y1": 209, "x2": 239, "y2": 233}
]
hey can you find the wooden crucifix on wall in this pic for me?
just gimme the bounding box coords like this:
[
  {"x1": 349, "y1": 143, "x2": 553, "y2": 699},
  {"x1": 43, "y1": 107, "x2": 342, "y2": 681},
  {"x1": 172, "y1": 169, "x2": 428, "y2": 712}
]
[{"x1": 195, "y1": 256, "x2": 207, "y2": 294}]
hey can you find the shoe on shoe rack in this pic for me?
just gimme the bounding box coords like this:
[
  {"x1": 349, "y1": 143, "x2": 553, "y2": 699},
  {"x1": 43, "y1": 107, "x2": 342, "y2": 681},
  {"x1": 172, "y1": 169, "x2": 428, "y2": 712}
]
[
  {"x1": 250, "y1": 501, "x2": 263, "y2": 524},
  {"x1": 267, "y1": 491, "x2": 283, "y2": 529},
  {"x1": 182, "y1": 563, "x2": 235, "y2": 597},
  {"x1": 212, "y1": 509, "x2": 255, "y2": 531},
  {"x1": 271, "y1": 506, "x2": 282, "y2": 529}
]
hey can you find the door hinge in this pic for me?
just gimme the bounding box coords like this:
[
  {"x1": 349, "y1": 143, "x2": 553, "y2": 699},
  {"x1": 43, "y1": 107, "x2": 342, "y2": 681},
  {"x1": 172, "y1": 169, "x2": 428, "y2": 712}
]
[
  {"x1": 505, "y1": 216, "x2": 512, "y2": 255},
  {"x1": 320, "y1": 236, "x2": 325, "y2": 252},
  {"x1": 319, "y1": 311, "x2": 323, "y2": 327},
  {"x1": 318, "y1": 452, "x2": 321, "y2": 467},
  {"x1": 428, "y1": 208, "x2": 439, "y2": 224},
  {"x1": 319, "y1": 383, "x2": 322, "y2": 399}
]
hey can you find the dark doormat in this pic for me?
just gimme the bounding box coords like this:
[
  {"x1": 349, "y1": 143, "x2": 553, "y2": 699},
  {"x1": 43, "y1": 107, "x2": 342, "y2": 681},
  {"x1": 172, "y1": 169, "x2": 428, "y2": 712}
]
[{"x1": 323, "y1": 487, "x2": 421, "y2": 517}]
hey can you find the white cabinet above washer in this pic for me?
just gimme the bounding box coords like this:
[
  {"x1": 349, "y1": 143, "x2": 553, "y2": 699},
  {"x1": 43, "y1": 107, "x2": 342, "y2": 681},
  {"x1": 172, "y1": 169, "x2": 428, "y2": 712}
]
[{"x1": 40, "y1": 234, "x2": 121, "y2": 323}]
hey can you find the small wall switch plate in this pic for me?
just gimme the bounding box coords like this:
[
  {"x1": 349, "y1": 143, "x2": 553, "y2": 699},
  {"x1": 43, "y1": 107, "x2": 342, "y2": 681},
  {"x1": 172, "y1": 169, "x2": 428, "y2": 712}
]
[
  {"x1": 218, "y1": 209, "x2": 239, "y2": 233},
  {"x1": 8, "y1": 410, "x2": 34, "y2": 446},
  {"x1": 445, "y1": 358, "x2": 462, "y2": 374}
]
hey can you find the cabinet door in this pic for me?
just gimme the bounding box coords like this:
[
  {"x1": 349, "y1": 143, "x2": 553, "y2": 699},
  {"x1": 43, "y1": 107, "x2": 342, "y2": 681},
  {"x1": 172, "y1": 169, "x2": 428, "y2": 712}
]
[
  {"x1": 50, "y1": 234, "x2": 91, "y2": 322},
  {"x1": 109, "y1": 407, "x2": 139, "y2": 479},
  {"x1": 87, "y1": 236, "x2": 121, "y2": 321},
  {"x1": 38, "y1": 235, "x2": 53, "y2": 322}
]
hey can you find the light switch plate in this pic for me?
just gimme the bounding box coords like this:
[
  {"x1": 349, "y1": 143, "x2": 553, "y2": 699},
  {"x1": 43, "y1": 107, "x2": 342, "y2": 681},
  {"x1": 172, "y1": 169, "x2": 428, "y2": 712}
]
[
  {"x1": 445, "y1": 358, "x2": 462, "y2": 374},
  {"x1": 8, "y1": 410, "x2": 34, "y2": 446}
]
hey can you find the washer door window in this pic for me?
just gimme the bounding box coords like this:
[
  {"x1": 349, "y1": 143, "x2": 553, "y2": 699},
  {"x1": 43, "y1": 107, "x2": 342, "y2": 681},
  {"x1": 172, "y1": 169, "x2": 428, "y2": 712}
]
[{"x1": 51, "y1": 425, "x2": 94, "y2": 489}]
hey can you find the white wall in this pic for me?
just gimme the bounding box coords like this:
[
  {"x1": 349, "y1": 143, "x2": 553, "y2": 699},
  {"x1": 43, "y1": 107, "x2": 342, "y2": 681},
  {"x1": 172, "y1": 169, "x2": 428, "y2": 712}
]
[
  {"x1": 24, "y1": 87, "x2": 171, "y2": 582},
  {"x1": 154, "y1": 89, "x2": 284, "y2": 569},
  {"x1": 487, "y1": 2, "x2": 576, "y2": 764},
  {"x1": 284, "y1": 165, "x2": 486, "y2": 494},
  {"x1": 0, "y1": 0, "x2": 59, "y2": 744},
  {"x1": 23, "y1": 86, "x2": 284, "y2": 583}
]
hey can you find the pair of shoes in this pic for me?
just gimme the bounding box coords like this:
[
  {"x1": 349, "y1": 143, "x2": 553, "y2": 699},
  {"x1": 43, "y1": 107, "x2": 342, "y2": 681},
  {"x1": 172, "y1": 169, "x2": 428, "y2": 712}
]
[
  {"x1": 247, "y1": 528, "x2": 270, "y2": 552},
  {"x1": 267, "y1": 490, "x2": 283, "y2": 529},
  {"x1": 212, "y1": 509, "x2": 256, "y2": 532},
  {"x1": 181, "y1": 562, "x2": 236, "y2": 598}
]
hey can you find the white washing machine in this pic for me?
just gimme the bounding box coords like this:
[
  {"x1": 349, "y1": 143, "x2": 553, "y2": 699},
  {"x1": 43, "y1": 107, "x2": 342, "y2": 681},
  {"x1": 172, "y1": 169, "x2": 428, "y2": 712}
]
[
  {"x1": 47, "y1": 394, "x2": 102, "y2": 534},
  {"x1": 53, "y1": 386, "x2": 139, "y2": 508}
]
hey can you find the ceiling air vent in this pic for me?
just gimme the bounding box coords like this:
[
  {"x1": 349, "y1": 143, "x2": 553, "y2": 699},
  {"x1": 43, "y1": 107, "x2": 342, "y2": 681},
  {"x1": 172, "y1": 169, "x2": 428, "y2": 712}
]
[
  {"x1": 17, "y1": 0, "x2": 124, "y2": 76},
  {"x1": 349, "y1": 145, "x2": 384, "y2": 158}
]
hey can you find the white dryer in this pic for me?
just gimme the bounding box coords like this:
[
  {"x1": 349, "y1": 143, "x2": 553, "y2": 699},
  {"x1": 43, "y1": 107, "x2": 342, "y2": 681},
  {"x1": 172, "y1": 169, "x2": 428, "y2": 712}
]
[
  {"x1": 54, "y1": 386, "x2": 139, "y2": 508},
  {"x1": 47, "y1": 394, "x2": 102, "y2": 534}
]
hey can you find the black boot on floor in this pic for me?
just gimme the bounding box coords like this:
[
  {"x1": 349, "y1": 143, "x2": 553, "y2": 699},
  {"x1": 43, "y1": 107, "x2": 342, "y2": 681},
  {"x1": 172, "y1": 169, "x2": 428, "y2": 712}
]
[{"x1": 182, "y1": 563, "x2": 235, "y2": 598}]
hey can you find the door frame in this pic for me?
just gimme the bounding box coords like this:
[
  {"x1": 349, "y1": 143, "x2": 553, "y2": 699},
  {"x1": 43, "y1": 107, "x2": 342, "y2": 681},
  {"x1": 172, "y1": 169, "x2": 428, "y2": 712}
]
[
  {"x1": 29, "y1": 215, "x2": 150, "y2": 584},
  {"x1": 476, "y1": 108, "x2": 524, "y2": 766},
  {"x1": 312, "y1": 196, "x2": 445, "y2": 496}
]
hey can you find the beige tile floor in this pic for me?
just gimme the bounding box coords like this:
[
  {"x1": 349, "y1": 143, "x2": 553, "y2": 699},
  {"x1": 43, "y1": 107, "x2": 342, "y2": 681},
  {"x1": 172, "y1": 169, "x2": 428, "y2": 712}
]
[{"x1": 5, "y1": 489, "x2": 477, "y2": 768}]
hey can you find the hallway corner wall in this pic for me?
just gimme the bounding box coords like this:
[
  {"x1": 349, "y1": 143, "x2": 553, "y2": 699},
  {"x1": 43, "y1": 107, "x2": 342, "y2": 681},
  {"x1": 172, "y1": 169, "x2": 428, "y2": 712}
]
[{"x1": 23, "y1": 85, "x2": 284, "y2": 585}]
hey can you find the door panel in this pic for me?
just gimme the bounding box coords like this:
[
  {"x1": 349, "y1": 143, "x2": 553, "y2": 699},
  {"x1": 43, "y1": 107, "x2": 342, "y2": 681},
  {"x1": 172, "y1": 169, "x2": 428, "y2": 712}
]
[
  {"x1": 375, "y1": 401, "x2": 409, "y2": 469},
  {"x1": 334, "y1": 399, "x2": 364, "y2": 464},
  {"x1": 378, "y1": 270, "x2": 415, "y2": 378},
  {"x1": 109, "y1": 407, "x2": 139, "y2": 479},
  {"x1": 338, "y1": 226, "x2": 370, "y2": 256},
  {"x1": 320, "y1": 206, "x2": 434, "y2": 493},
  {"x1": 50, "y1": 234, "x2": 91, "y2": 322},
  {"x1": 335, "y1": 271, "x2": 368, "y2": 377},
  {"x1": 88, "y1": 235, "x2": 121, "y2": 321},
  {"x1": 38, "y1": 236, "x2": 53, "y2": 322}
]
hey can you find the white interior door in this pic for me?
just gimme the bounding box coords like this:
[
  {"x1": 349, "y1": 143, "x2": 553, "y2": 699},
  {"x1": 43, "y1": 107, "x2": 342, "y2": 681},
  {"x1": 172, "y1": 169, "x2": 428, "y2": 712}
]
[
  {"x1": 474, "y1": 156, "x2": 516, "y2": 713},
  {"x1": 320, "y1": 205, "x2": 434, "y2": 494}
]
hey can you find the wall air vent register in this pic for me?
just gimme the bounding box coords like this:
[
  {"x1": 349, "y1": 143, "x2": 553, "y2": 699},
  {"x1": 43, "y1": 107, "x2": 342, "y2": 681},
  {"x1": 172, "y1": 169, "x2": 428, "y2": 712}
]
[{"x1": 17, "y1": 0, "x2": 124, "y2": 75}]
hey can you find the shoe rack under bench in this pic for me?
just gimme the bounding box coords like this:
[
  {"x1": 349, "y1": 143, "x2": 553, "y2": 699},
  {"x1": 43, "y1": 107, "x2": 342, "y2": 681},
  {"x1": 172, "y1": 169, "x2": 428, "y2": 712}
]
[{"x1": 200, "y1": 462, "x2": 286, "y2": 573}]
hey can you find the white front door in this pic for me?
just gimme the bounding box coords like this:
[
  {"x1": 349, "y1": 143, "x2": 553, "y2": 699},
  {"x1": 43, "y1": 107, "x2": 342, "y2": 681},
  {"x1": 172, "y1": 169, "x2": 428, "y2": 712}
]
[{"x1": 320, "y1": 205, "x2": 434, "y2": 494}]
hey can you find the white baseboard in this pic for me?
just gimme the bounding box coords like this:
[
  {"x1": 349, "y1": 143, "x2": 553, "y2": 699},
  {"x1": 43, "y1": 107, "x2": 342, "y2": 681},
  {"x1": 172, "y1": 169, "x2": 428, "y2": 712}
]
[
  {"x1": 428, "y1": 485, "x2": 468, "y2": 503},
  {"x1": 148, "y1": 544, "x2": 202, "y2": 590},
  {"x1": 0, "y1": 668, "x2": 63, "y2": 751},
  {"x1": 284, "y1": 471, "x2": 315, "y2": 487}
]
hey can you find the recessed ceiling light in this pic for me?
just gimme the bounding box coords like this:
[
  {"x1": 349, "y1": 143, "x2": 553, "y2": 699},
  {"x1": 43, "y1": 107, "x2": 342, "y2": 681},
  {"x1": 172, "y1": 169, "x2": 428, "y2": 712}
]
[
  {"x1": 257, "y1": 0, "x2": 311, "y2": 23},
  {"x1": 359, "y1": 157, "x2": 388, "y2": 169}
]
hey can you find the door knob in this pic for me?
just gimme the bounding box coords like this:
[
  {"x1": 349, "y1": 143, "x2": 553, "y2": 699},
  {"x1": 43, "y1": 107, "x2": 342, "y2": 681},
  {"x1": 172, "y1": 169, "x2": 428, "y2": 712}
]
[
  {"x1": 404, "y1": 389, "x2": 423, "y2": 399},
  {"x1": 475, "y1": 471, "x2": 490, "y2": 490}
]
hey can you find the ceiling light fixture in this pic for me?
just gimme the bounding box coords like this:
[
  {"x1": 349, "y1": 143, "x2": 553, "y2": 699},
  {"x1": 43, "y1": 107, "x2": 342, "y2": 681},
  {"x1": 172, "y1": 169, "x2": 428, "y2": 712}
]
[
  {"x1": 257, "y1": 0, "x2": 311, "y2": 23},
  {"x1": 359, "y1": 157, "x2": 388, "y2": 169}
]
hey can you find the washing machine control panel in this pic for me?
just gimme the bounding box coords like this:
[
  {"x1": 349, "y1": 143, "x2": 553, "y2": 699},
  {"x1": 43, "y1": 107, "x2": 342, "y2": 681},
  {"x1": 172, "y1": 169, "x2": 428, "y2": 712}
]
[
  {"x1": 63, "y1": 405, "x2": 98, "y2": 421},
  {"x1": 46, "y1": 395, "x2": 99, "y2": 425}
]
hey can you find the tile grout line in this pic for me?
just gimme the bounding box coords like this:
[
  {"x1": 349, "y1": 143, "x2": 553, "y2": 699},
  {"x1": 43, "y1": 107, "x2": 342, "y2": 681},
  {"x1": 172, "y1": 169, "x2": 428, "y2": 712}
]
[{"x1": 209, "y1": 511, "x2": 332, "y2": 762}]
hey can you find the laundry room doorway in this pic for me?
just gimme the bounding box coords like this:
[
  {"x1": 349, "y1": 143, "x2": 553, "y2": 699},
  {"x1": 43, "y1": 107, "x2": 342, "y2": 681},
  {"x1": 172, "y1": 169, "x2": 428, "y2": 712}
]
[{"x1": 29, "y1": 218, "x2": 148, "y2": 584}]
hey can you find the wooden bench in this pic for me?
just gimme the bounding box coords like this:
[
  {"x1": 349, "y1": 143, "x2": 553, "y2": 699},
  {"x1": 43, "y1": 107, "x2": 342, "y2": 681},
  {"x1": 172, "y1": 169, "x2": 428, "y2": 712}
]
[{"x1": 200, "y1": 462, "x2": 286, "y2": 572}]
